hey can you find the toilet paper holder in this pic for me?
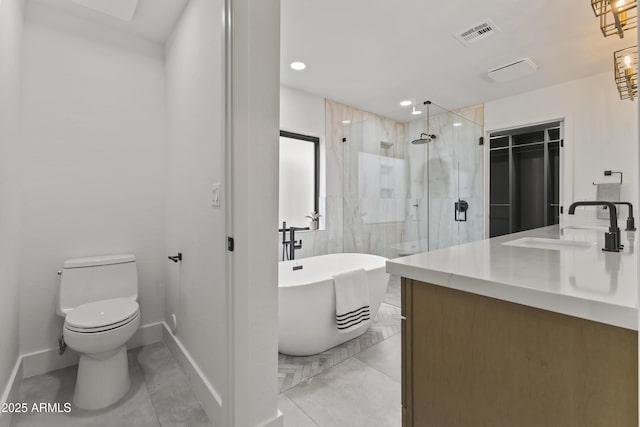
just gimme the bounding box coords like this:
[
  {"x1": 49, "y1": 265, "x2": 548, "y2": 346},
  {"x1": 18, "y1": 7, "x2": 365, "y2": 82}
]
[{"x1": 168, "y1": 253, "x2": 183, "y2": 263}]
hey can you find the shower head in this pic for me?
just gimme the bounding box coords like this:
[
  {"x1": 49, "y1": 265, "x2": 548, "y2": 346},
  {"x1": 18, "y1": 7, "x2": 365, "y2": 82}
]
[
  {"x1": 411, "y1": 133, "x2": 437, "y2": 144},
  {"x1": 411, "y1": 100, "x2": 437, "y2": 144}
]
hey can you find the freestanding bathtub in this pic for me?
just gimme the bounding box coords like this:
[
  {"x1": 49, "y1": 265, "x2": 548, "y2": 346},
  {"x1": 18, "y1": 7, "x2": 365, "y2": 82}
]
[{"x1": 278, "y1": 253, "x2": 390, "y2": 356}]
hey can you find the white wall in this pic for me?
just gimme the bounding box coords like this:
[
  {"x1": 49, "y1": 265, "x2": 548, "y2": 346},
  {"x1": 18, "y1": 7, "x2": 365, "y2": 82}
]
[
  {"x1": 231, "y1": 0, "x2": 282, "y2": 425},
  {"x1": 485, "y1": 72, "x2": 638, "y2": 227},
  {"x1": 163, "y1": 0, "x2": 226, "y2": 424},
  {"x1": 0, "y1": 0, "x2": 24, "y2": 402},
  {"x1": 279, "y1": 85, "x2": 327, "y2": 260},
  {"x1": 281, "y1": 86, "x2": 326, "y2": 147},
  {"x1": 19, "y1": 11, "x2": 167, "y2": 355}
]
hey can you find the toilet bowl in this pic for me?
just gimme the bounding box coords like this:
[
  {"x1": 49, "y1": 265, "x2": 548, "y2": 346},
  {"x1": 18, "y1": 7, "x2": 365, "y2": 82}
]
[
  {"x1": 63, "y1": 297, "x2": 140, "y2": 410},
  {"x1": 57, "y1": 254, "x2": 141, "y2": 411}
]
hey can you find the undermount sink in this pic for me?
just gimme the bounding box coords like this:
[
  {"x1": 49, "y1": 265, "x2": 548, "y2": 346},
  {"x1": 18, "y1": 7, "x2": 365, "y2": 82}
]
[{"x1": 503, "y1": 237, "x2": 596, "y2": 251}]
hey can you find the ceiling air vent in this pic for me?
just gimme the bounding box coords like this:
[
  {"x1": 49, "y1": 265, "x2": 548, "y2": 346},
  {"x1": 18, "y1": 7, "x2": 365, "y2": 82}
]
[
  {"x1": 487, "y1": 58, "x2": 538, "y2": 83},
  {"x1": 455, "y1": 19, "x2": 500, "y2": 46}
]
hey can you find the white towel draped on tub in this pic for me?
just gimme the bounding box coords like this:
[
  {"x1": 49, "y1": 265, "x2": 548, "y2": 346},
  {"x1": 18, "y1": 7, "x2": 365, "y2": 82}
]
[{"x1": 333, "y1": 269, "x2": 370, "y2": 333}]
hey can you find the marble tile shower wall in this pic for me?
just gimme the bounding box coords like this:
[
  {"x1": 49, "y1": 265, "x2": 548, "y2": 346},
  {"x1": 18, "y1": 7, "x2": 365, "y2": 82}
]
[
  {"x1": 340, "y1": 103, "x2": 406, "y2": 258},
  {"x1": 286, "y1": 100, "x2": 483, "y2": 261}
]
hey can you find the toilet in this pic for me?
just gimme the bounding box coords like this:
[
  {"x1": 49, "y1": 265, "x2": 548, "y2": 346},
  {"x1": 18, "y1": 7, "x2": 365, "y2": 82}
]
[{"x1": 57, "y1": 254, "x2": 141, "y2": 410}]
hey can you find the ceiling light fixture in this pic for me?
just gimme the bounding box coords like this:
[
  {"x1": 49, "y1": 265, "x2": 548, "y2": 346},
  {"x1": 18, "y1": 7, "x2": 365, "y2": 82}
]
[
  {"x1": 411, "y1": 106, "x2": 423, "y2": 115},
  {"x1": 453, "y1": 122, "x2": 463, "y2": 127},
  {"x1": 592, "y1": 0, "x2": 637, "y2": 38},
  {"x1": 290, "y1": 61, "x2": 306, "y2": 71},
  {"x1": 341, "y1": 120, "x2": 351, "y2": 124},
  {"x1": 614, "y1": 45, "x2": 637, "y2": 100},
  {"x1": 400, "y1": 100, "x2": 412, "y2": 107}
]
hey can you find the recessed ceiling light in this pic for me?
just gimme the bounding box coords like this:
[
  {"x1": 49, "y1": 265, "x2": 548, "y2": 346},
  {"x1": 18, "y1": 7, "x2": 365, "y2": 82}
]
[
  {"x1": 290, "y1": 61, "x2": 306, "y2": 71},
  {"x1": 453, "y1": 122, "x2": 462, "y2": 127},
  {"x1": 411, "y1": 106, "x2": 423, "y2": 115},
  {"x1": 400, "y1": 100, "x2": 412, "y2": 107},
  {"x1": 341, "y1": 120, "x2": 351, "y2": 124}
]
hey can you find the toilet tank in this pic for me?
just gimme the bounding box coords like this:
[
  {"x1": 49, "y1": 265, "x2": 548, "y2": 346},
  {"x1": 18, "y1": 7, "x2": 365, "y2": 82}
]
[{"x1": 58, "y1": 254, "x2": 138, "y2": 316}]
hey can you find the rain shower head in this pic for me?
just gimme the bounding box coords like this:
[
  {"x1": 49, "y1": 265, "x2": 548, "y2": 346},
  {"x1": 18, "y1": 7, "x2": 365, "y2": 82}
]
[
  {"x1": 410, "y1": 100, "x2": 437, "y2": 144},
  {"x1": 411, "y1": 133, "x2": 436, "y2": 144}
]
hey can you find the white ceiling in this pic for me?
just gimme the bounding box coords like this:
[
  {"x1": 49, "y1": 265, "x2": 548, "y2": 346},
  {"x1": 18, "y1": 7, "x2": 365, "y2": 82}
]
[
  {"x1": 29, "y1": 0, "x2": 188, "y2": 44},
  {"x1": 281, "y1": 0, "x2": 637, "y2": 121}
]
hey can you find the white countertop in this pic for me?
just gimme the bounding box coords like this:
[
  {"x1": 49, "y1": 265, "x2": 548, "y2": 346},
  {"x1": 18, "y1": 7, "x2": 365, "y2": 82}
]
[{"x1": 386, "y1": 224, "x2": 638, "y2": 330}]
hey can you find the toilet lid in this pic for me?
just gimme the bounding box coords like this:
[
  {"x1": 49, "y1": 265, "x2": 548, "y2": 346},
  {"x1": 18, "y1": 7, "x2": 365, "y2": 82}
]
[{"x1": 65, "y1": 298, "x2": 139, "y2": 330}]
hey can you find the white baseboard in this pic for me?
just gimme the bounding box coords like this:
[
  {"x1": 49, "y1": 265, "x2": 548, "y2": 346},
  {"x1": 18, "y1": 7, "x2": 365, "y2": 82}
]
[
  {"x1": 256, "y1": 410, "x2": 284, "y2": 427},
  {"x1": 0, "y1": 358, "x2": 23, "y2": 427},
  {"x1": 160, "y1": 322, "x2": 224, "y2": 427},
  {"x1": 22, "y1": 322, "x2": 164, "y2": 378}
]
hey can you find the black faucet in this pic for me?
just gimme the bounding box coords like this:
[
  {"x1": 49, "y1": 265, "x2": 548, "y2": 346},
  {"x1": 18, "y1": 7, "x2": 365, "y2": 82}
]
[
  {"x1": 288, "y1": 227, "x2": 303, "y2": 260},
  {"x1": 568, "y1": 201, "x2": 620, "y2": 252},
  {"x1": 279, "y1": 222, "x2": 308, "y2": 260},
  {"x1": 614, "y1": 202, "x2": 636, "y2": 231}
]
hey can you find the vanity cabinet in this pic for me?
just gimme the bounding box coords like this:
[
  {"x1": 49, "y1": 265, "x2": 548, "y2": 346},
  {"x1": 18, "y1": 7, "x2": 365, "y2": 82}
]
[{"x1": 401, "y1": 278, "x2": 637, "y2": 427}]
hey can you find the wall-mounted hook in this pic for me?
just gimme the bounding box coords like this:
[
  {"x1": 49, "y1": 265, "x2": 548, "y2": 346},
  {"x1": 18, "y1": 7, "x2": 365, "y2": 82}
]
[{"x1": 168, "y1": 253, "x2": 182, "y2": 263}]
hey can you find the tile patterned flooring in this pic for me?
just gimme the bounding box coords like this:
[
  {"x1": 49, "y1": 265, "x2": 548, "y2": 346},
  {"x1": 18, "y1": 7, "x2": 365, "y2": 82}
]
[
  {"x1": 278, "y1": 302, "x2": 401, "y2": 393},
  {"x1": 10, "y1": 343, "x2": 212, "y2": 427},
  {"x1": 10, "y1": 275, "x2": 403, "y2": 427},
  {"x1": 279, "y1": 275, "x2": 402, "y2": 427}
]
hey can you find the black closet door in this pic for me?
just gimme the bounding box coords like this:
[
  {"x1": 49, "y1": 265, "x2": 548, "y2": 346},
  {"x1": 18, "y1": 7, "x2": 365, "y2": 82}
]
[{"x1": 513, "y1": 145, "x2": 545, "y2": 232}]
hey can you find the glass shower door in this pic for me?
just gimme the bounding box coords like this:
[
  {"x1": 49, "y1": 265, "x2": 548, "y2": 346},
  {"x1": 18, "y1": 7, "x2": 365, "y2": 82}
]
[
  {"x1": 342, "y1": 103, "x2": 483, "y2": 258},
  {"x1": 428, "y1": 110, "x2": 484, "y2": 251},
  {"x1": 409, "y1": 105, "x2": 484, "y2": 253}
]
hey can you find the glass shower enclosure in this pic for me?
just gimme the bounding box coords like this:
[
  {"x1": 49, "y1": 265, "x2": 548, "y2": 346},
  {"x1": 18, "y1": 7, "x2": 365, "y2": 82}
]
[{"x1": 342, "y1": 102, "x2": 484, "y2": 258}]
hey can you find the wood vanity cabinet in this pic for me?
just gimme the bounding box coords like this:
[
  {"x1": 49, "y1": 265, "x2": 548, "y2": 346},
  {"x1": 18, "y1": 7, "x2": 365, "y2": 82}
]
[{"x1": 401, "y1": 278, "x2": 638, "y2": 427}]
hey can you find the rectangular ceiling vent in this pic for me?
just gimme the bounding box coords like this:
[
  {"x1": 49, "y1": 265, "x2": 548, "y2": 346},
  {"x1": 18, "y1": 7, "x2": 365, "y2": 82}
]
[
  {"x1": 487, "y1": 58, "x2": 538, "y2": 83},
  {"x1": 455, "y1": 19, "x2": 500, "y2": 46}
]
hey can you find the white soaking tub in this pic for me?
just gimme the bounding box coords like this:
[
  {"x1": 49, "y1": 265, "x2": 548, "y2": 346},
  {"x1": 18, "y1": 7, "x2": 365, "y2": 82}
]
[{"x1": 278, "y1": 253, "x2": 390, "y2": 356}]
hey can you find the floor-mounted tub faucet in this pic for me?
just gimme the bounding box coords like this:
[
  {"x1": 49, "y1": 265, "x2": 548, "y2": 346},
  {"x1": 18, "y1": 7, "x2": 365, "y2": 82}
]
[
  {"x1": 279, "y1": 222, "x2": 308, "y2": 260},
  {"x1": 568, "y1": 201, "x2": 621, "y2": 252},
  {"x1": 288, "y1": 227, "x2": 303, "y2": 260}
]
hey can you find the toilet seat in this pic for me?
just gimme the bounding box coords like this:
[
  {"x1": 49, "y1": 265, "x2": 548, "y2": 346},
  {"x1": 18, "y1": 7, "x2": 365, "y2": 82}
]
[{"x1": 65, "y1": 298, "x2": 139, "y2": 334}]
